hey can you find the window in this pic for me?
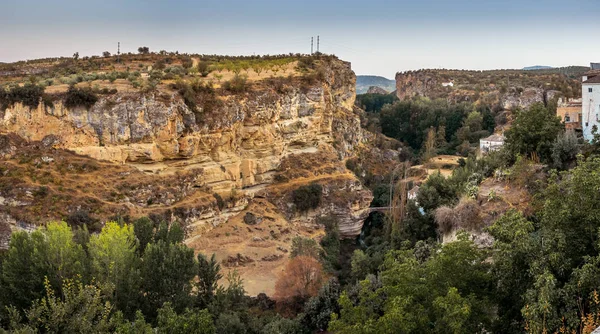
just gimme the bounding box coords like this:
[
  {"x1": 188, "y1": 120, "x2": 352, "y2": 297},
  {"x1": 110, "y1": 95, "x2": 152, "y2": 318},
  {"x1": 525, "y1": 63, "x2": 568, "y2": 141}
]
[
  {"x1": 565, "y1": 115, "x2": 570, "y2": 122},
  {"x1": 590, "y1": 88, "x2": 594, "y2": 93}
]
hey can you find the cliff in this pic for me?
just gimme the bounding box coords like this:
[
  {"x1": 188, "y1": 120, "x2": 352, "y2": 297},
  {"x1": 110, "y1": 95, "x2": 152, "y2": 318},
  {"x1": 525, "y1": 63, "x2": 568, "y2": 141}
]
[
  {"x1": 0, "y1": 56, "x2": 375, "y2": 243},
  {"x1": 395, "y1": 68, "x2": 582, "y2": 108}
]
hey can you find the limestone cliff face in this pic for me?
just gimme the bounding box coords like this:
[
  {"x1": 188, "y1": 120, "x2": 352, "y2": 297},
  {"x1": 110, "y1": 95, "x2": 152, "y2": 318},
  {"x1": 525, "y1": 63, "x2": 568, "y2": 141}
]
[
  {"x1": 395, "y1": 69, "x2": 576, "y2": 109},
  {"x1": 395, "y1": 71, "x2": 439, "y2": 101},
  {"x1": 0, "y1": 59, "x2": 373, "y2": 238}
]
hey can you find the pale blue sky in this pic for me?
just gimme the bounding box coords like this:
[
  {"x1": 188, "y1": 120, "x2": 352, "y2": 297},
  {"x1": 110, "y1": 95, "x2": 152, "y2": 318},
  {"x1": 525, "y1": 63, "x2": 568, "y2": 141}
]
[{"x1": 1, "y1": 0, "x2": 598, "y2": 77}]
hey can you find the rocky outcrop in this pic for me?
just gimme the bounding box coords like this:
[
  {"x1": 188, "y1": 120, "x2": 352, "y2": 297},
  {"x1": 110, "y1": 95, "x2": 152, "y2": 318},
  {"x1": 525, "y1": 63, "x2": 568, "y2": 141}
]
[
  {"x1": 501, "y1": 87, "x2": 545, "y2": 110},
  {"x1": 0, "y1": 58, "x2": 374, "y2": 239},
  {"x1": 366, "y1": 86, "x2": 389, "y2": 95},
  {"x1": 394, "y1": 69, "x2": 579, "y2": 110},
  {"x1": 395, "y1": 71, "x2": 439, "y2": 100}
]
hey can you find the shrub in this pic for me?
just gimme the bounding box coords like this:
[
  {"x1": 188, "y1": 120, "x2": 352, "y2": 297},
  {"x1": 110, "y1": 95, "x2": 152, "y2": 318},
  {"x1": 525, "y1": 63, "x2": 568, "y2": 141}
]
[
  {"x1": 65, "y1": 210, "x2": 101, "y2": 232},
  {"x1": 33, "y1": 186, "x2": 48, "y2": 198},
  {"x1": 296, "y1": 57, "x2": 316, "y2": 72},
  {"x1": 434, "y1": 198, "x2": 481, "y2": 234},
  {"x1": 292, "y1": 183, "x2": 322, "y2": 213},
  {"x1": 290, "y1": 236, "x2": 320, "y2": 259},
  {"x1": 213, "y1": 193, "x2": 225, "y2": 210},
  {"x1": 64, "y1": 85, "x2": 98, "y2": 109},
  {"x1": 170, "y1": 80, "x2": 197, "y2": 111},
  {"x1": 0, "y1": 83, "x2": 44, "y2": 109},
  {"x1": 165, "y1": 65, "x2": 186, "y2": 76},
  {"x1": 197, "y1": 61, "x2": 210, "y2": 77},
  {"x1": 153, "y1": 59, "x2": 166, "y2": 70},
  {"x1": 181, "y1": 57, "x2": 193, "y2": 69},
  {"x1": 551, "y1": 131, "x2": 580, "y2": 170},
  {"x1": 434, "y1": 206, "x2": 455, "y2": 234},
  {"x1": 223, "y1": 74, "x2": 249, "y2": 93}
]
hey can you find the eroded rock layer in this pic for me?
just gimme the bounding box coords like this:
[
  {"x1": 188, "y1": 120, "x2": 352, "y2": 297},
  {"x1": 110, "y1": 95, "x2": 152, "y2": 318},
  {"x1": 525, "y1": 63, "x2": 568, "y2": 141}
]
[{"x1": 0, "y1": 58, "x2": 375, "y2": 240}]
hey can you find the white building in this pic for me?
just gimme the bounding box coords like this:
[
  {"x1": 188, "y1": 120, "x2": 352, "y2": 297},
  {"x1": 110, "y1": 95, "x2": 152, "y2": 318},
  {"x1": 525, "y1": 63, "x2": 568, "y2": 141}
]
[
  {"x1": 582, "y1": 66, "x2": 600, "y2": 141},
  {"x1": 479, "y1": 134, "x2": 505, "y2": 154}
]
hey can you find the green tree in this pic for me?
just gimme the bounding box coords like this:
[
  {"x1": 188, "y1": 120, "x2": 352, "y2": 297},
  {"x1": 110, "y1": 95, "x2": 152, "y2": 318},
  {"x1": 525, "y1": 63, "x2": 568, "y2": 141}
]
[
  {"x1": 262, "y1": 316, "x2": 302, "y2": 334},
  {"x1": 197, "y1": 253, "x2": 222, "y2": 308},
  {"x1": 140, "y1": 241, "x2": 196, "y2": 319},
  {"x1": 156, "y1": 303, "x2": 215, "y2": 334},
  {"x1": 88, "y1": 222, "x2": 140, "y2": 317},
  {"x1": 504, "y1": 103, "x2": 563, "y2": 162},
  {"x1": 1, "y1": 222, "x2": 85, "y2": 313},
  {"x1": 487, "y1": 209, "x2": 536, "y2": 333},
  {"x1": 432, "y1": 287, "x2": 471, "y2": 334},
  {"x1": 551, "y1": 130, "x2": 580, "y2": 170},
  {"x1": 111, "y1": 310, "x2": 153, "y2": 334},
  {"x1": 299, "y1": 278, "x2": 341, "y2": 332},
  {"x1": 0, "y1": 231, "x2": 48, "y2": 313},
  {"x1": 42, "y1": 222, "x2": 86, "y2": 291},
  {"x1": 215, "y1": 312, "x2": 245, "y2": 334},
  {"x1": 133, "y1": 217, "x2": 154, "y2": 254},
  {"x1": 9, "y1": 278, "x2": 112, "y2": 333},
  {"x1": 290, "y1": 236, "x2": 320, "y2": 259},
  {"x1": 330, "y1": 234, "x2": 494, "y2": 333}
]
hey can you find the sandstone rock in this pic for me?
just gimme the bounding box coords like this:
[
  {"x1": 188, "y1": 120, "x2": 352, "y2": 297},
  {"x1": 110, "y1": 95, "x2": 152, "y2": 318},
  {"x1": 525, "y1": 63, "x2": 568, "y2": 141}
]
[{"x1": 0, "y1": 58, "x2": 375, "y2": 240}]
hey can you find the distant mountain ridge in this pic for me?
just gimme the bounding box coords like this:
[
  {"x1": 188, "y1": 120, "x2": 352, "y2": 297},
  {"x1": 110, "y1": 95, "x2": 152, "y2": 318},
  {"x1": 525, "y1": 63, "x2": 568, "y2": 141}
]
[
  {"x1": 356, "y1": 75, "x2": 395, "y2": 94},
  {"x1": 523, "y1": 65, "x2": 554, "y2": 71}
]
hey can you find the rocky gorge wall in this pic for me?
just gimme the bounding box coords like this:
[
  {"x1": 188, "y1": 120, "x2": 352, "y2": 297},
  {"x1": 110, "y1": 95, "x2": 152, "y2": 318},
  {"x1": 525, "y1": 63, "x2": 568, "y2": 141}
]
[
  {"x1": 0, "y1": 58, "x2": 375, "y2": 239},
  {"x1": 395, "y1": 69, "x2": 574, "y2": 109}
]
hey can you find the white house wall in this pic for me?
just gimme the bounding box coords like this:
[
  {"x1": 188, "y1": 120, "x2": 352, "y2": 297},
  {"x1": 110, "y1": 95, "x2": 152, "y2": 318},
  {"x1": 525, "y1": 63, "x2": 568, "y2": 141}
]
[{"x1": 582, "y1": 83, "x2": 600, "y2": 141}]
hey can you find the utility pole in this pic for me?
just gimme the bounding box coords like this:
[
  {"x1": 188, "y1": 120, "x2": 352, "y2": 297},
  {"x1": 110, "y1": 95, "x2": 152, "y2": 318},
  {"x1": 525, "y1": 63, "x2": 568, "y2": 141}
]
[
  {"x1": 317, "y1": 35, "x2": 320, "y2": 53},
  {"x1": 311, "y1": 37, "x2": 313, "y2": 55}
]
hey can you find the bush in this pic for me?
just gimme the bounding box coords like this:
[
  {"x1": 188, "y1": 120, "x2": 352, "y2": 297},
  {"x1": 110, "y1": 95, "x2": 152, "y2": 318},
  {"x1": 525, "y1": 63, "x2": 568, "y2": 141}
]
[
  {"x1": 215, "y1": 312, "x2": 245, "y2": 334},
  {"x1": 165, "y1": 65, "x2": 186, "y2": 76},
  {"x1": 434, "y1": 198, "x2": 481, "y2": 234},
  {"x1": 223, "y1": 74, "x2": 249, "y2": 93},
  {"x1": 197, "y1": 61, "x2": 211, "y2": 77},
  {"x1": 292, "y1": 183, "x2": 322, "y2": 213},
  {"x1": 64, "y1": 85, "x2": 98, "y2": 109},
  {"x1": 65, "y1": 210, "x2": 101, "y2": 232},
  {"x1": 551, "y1": 131, "x2": 580, "y2": 170},
  {"x1": 213, "y1": 193, "x2": 225, "y2": 210},
  {"x1": 153, "y1": 59, "x2": 166, "y2": 70},
  {"x1": 0, "y1": 83, "x2": 44, "y2": 109},
  {"x1": 296, "y1": 57, "x2": 316, "y2": 72},
  {"x1": 290, "y1": 236, "x2": 320, "y2": 259}
]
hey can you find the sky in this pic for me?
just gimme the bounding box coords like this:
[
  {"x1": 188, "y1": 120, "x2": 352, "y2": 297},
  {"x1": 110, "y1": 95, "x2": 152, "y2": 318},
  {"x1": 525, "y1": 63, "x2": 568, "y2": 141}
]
[{"x1": 1, "y1": 0, "x2": 599, "y2": 77}]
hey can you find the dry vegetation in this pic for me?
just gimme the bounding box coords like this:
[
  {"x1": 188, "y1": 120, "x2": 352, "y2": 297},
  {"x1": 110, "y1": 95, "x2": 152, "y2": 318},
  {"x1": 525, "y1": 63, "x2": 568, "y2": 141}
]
[
  {"x1": 0, "y1": 134, "x2": 217, "y2": 228},
  {"x1": 186, "y1": 198, "x2": 324, "y2": 296}
]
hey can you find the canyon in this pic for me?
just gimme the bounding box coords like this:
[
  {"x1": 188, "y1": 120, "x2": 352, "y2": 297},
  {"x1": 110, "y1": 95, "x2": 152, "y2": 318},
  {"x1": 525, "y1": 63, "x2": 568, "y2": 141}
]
[{"x1": 0, "y1": 56, "x2": 390, "y2": 294}]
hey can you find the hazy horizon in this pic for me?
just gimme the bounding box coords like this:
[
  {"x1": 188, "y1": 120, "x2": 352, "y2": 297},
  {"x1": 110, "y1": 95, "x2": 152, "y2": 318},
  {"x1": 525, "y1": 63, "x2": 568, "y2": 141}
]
[{"x1": 2, "y1": 0, "x2": 599, "y2": 77}]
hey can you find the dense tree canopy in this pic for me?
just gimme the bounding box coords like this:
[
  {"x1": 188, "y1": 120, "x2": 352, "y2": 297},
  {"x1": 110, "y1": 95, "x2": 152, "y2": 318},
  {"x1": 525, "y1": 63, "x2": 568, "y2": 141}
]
[{"x1": 504, "y1": 102, "x2": 563, "y2": 162}]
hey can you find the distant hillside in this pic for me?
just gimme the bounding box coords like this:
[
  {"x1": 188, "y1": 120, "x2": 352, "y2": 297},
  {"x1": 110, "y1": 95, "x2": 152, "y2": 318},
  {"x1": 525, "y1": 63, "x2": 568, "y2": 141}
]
[
  {"x1": 357, "y1": 75, "x2": 395, "y2": 94},
  {"x1": 394, "y1": 67, "x2": 588, "y2": 109},
  {"x1": 523, "y1": 65, "x2": 554, "y2": 71}
]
